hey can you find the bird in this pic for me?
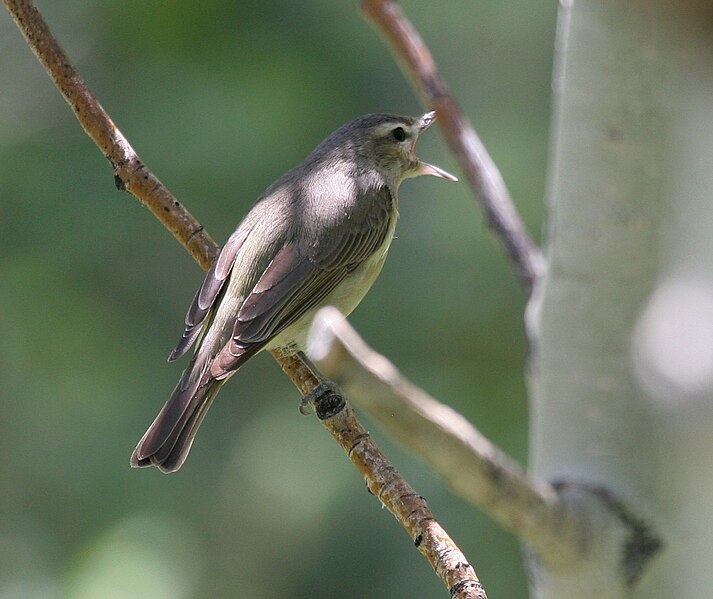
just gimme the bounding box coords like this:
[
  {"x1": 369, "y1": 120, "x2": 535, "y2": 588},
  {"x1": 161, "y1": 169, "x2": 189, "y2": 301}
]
[{"x1": 130, "y1": 111, "x2": 457, "y2": 473}]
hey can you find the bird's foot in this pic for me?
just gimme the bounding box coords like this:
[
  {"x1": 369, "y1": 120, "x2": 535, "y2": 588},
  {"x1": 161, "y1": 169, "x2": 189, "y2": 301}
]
[{"x1": 299, "y1": 380, "x2": 345, "y2": 419}]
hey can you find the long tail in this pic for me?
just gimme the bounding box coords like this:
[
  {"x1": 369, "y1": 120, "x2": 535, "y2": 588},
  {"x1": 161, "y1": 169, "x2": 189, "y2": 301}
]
[{"x1": 131, "y1": 364, "x2": 225, "y2": 473}]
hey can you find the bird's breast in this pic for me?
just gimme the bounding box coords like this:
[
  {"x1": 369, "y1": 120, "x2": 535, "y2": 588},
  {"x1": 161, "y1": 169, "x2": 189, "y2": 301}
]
[{"x1": 266, "y1": 200, "x2": 398, "y2": 353}]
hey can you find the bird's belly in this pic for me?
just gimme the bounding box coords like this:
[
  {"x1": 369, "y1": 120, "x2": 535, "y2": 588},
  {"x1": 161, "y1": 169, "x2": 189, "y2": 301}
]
[
  {"x1": 265, "y1": 234, "x2": 393, "y2": 353},
  {"x1": 323, "y1": 247, "x2": 389, "y2": 316}
]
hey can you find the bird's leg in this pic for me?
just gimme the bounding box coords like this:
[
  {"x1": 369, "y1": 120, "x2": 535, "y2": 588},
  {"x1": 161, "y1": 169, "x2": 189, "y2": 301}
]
[{"x1": 296, "y1": 351, "x2": 346, "y2": 419}]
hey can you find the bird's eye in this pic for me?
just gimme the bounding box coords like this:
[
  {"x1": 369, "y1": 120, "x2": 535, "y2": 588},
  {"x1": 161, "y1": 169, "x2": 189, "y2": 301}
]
[{"x1": 392, "y1": 126, "x2": 407, "y2": 142}]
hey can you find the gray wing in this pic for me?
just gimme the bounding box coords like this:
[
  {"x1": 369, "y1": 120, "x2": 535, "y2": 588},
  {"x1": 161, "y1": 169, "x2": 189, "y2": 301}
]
[
  {"x1": 210, "y1": 186, "x2": 394, "y2": 379},
  {"x1": 168, "y1": 228, "x2": 250, "y2": 361}
]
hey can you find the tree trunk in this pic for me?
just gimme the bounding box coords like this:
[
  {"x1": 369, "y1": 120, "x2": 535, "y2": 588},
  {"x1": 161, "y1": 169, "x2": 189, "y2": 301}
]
[{"x1": 528, "y1": 1, "x2": 713, "y2": 596}]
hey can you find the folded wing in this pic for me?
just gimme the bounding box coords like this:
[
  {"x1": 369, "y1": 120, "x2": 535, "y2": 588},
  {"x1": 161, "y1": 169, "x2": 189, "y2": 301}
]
[{"x1": 210, "y1": 185, "x2": 394, "y2": 378}]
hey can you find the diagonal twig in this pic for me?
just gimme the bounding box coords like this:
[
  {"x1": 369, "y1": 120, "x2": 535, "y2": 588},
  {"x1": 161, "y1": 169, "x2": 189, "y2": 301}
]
[
  {"x1": 360, "y1": 0, "x2": 545, "y2": 295},
  {"x1": 3, "y1": 0, "x2": 219, "y2": 270},
  {"x1": 3, "y1": 1, "x2": 486, "y2": 596},
  {"x1": 309, "y1": 306, "x2": 580, "y2": 562},
  {"x1": 308, "y1": 308, "x2": 665, "y2": 590},
  {"x1": 273, "y1": 349, "x2": 487, "y2": 599}
]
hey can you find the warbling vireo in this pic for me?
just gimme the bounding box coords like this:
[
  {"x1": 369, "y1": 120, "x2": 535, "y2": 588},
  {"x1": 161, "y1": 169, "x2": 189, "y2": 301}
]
[{"x1": 131, "y1": 112, "x2": 457, "y2": 473}]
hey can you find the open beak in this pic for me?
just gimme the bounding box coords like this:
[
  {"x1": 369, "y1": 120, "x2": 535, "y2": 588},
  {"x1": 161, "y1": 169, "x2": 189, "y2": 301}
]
[
  {"x1": 414, "y1": 161, "x2": 458, "y2": 181},
  {"x1": 413, "y1": 111, "x2": 458, "y2": 181}
]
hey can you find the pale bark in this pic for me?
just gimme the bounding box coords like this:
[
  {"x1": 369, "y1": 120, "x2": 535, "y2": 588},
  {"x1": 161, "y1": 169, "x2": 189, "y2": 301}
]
[{"x1": 528, "y1": 1, "x2": 713, "y2": 596}]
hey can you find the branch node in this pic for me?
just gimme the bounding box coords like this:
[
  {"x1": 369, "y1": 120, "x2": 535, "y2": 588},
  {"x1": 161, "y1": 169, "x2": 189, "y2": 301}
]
[
  {"x1": 347, "y1": 432, "x2": 371, "y2": 456},
  {"x1": 185, "y1": 225, "x2": 205, "y2": 245},
  {"x1": 551, "y1": 480, "x2": 664, "y2": 587}
]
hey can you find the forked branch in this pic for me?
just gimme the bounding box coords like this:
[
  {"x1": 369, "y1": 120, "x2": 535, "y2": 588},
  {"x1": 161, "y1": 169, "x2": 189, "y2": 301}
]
[
  {"x1": 309, "y1": 307, "x2": 664, "y2": 592},
  {"x1": 309, "y1": 306, "x2": 579, "y2": 561}
]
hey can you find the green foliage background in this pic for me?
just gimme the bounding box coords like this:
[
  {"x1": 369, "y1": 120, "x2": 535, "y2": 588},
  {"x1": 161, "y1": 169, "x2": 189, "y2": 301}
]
[{"x1": 0, "y1": 2, "x2": 555, "y2": 597}]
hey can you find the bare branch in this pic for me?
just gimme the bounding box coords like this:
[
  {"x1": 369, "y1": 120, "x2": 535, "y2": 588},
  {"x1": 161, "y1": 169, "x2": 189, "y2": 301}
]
[
  {"x1": 273, "y1": 349, "x2": 487, "y2": 599},
  {"x1": 360, "y1": 0, "x2": 545, "y2": 294},
  {"x1": 309, "y1": 306, "x2": 582, "y2": 561},
  {"x1": 4, "y1": 1, "x2": 486, "y2": 595},
  {"x1": 4, "y1": 0, "x2": 219, "y2": 269},
  {"x1": 309, "y1": 305, "x2": 664, "y2": 592}
]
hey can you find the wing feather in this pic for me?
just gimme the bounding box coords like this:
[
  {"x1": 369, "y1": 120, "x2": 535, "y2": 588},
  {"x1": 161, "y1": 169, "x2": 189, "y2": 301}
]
[
  {"x1": 168, "y1": 228, "x2": 249, "y2": 361},
  {"x1": 210, "y1": 186, "x2": 394, "y2": 378}
]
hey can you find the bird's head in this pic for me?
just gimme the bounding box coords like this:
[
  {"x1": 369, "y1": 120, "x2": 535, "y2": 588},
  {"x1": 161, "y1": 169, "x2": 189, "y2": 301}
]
[{"x1": 318, "y1": 112, "x2": 458, "y2": 188}]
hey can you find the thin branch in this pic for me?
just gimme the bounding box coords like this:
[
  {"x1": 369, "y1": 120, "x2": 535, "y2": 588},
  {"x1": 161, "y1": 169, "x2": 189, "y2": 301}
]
[
  {"x1": 308, "y1": 306, "x2": 581, "y2": 562},
  {"x1": 4, "y1": 0, "x2": 219, "y2": 269},
  {"x1": 4, "y1": 1, "x2": 486, "y2": 596},
  {"x1": 273, "y1": 349, "x2": 487, "y2": 599},
  {"x1": 360, "y1": 0, "x2": 545, "y2": 295}
]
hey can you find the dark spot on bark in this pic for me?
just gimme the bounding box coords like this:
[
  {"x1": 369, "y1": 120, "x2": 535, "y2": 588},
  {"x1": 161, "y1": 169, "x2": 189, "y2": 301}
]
[
  {"x1": 399, "y1": 493, "x2": 418, "y2": 501},
  {"x1": 551, "y1": 480, "x2": 664, "y2": 586},
  {"x1": 449, "y1": 580, "x2": 484, "y2": 598},
  {"x1": 315, "y1": 393, "x2": 346, "y2": 420}
]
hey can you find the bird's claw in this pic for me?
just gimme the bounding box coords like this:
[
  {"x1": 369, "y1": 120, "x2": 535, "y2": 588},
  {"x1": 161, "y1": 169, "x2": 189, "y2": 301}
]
[{"x1": 299, "y1": 380, "x2": 345, "y2": 419}]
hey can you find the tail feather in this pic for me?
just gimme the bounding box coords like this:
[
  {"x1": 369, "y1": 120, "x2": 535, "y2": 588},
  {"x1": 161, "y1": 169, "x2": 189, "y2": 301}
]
[
  {"x1": 137, "y1": 369, "x2": 204, "y2": 455},
  {"x1": 131, "y1": 366, "x2": 224, "y2": 473},
  {"x1": 155, "y1": 383, "x2": 221, "y2": 472},
  {"x1": 132, "y1": 332, "x2": 262, "y2": 473}
]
